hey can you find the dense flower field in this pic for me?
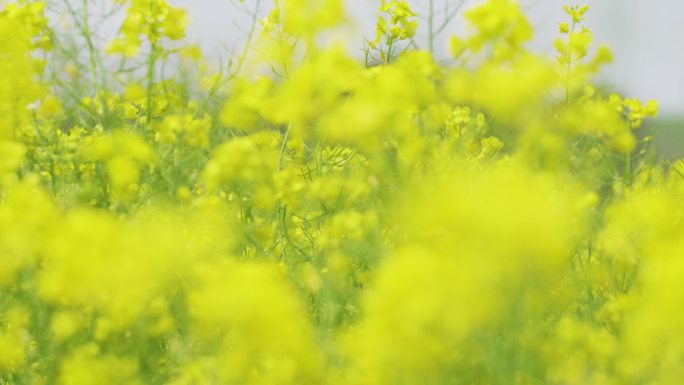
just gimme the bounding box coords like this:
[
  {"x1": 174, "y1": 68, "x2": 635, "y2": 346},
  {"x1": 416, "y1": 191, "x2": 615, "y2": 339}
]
[{"x1": 0, "y1": 0, "x2": 680, "y2": 384}]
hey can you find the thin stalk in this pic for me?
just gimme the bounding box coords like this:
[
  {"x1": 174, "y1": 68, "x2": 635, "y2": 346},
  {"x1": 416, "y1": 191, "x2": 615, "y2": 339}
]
[
  {"x1": 565, "y1": 21, "x2": 576, "y2": 104},
  {"x1": 146, "y1": 41, "x2": 157, "y2": 125},
  {"x1": 428, "y1": 0, "x2": 435, "y2": 54},
  {"x1": 277, "y1": 123, "x2": 291, "y2": 172},
  {"x1": 81, "y1": 0, "x2": 99, "y2": 91},
  {"x1": 624, "y1": 120, "x2": 633, "y2": 185},
  {"x1": 276, "y1": 123, "x2": 292, "y2": 260},
  {"x1": 433, "y1": 0, "x2": 466, "y2": 36}
]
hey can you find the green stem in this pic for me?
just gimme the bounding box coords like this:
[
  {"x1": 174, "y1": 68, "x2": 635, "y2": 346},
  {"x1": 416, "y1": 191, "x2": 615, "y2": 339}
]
[
  {"x1": 428, "y1": 0, "x2": 435, "y2": 54},
  {"x1": 625, "y1": 151, "x2": 632, "y2": 185},
  {"x1": 624, "y1": 120, "x2": 633, "y2": 185},
  {"x1": 275, "y1": 123, "x2": 292, "y2": 260},
  {"x1": 385, "y1": 37, "x2": 395, "y2": 64},
  {"x1": 565, "y1": 21, "x2": 576, "y2": 104},
  {"x1": 277, "y1": 123, "x2": 291, "y2": 172},
  {"x1": 146, "y1": 41, "x2": 158, "y2": 126},
  {"x1": 81, "y1": 0, "x2": 99, "y2": 91}
]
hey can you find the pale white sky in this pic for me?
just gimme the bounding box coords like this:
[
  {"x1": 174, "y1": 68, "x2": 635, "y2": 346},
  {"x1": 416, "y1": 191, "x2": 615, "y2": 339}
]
[{"x1": 69, "y1": 0, "x2": 684, "y2": 115}]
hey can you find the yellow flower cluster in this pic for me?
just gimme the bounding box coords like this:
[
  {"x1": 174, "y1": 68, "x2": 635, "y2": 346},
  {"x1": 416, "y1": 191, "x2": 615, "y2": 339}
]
[
  {"x1": 369, "y1": 0, "x2": 418, "y2": 63},
  {"x1": 0, "y1": 0, "x2": 676, "y2": 384},
  {"x1": 108, "y1": 0, "x2": 188, "y2": 56},
  {"x1": 375, "y1": 0, "x2": 418, "y2": 43},
  {"x1": 450, "y1": 0, "x2": 532, "y2": 61}
]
